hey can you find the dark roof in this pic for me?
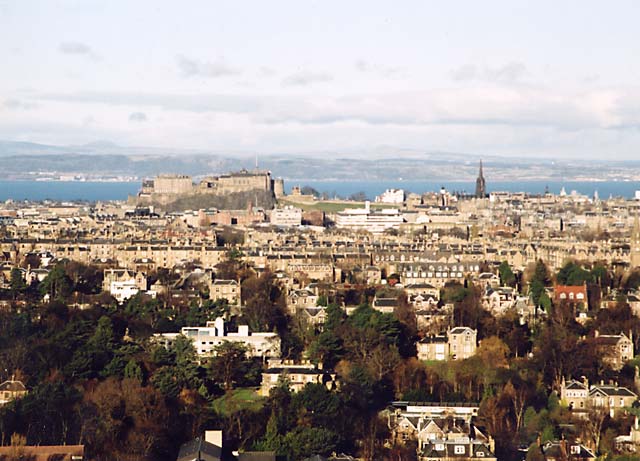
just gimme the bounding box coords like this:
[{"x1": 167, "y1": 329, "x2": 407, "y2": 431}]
[
  {"x1": 419, "y1": 335, "x2": 448, "y2": 344},
  {"x1": 373, "y1": 298, "x2": 398, "y2": 307},
  {"x1": 542, "y1": 441, "x2": 595, "y2": 459},
  {"x1": 177, "y1": 437, "x2": 222, "y2": 461},
  {"x1": 421, "y1": 440, "x2": 495, "y2": 459},
  {"x1": 589, "y1": 385, "x2": 637, "y2": 397},
  {"x1": 235, "y1": 452, "x2": 277, "y2": 461},
  {"x1": 264, "y1": 367, "x2": 323, "y2": 375}
]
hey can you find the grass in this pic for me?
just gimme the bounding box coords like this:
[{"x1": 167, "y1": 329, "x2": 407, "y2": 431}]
[{"x1": 211, "y1": 387, "x2": 265, "y2": 416}]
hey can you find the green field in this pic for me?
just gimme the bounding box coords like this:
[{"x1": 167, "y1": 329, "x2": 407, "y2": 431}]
[{"x1": 211, "y1": 387, "x2": 265, "y2": 416}]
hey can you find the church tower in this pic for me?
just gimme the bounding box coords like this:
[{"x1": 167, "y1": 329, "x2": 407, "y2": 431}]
[
  {"x1": 475, "y1": 160, "x2": 486, "y2": 198},
  {"x1": 631, "y1": 214, "x2": 640, "y2": 268}
]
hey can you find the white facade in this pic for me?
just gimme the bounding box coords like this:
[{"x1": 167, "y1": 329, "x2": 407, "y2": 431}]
[
  {"x1": 375, "y1": 188, "x2": 405, "y2": 204},
  {"x1": 270, "y1": 206, "x2": 302, "y2": 227},
  {"x1": 156, "y1": 317, "x2": 281, "y2": 358},
  {"x1": 109, "y1": 280, "x2": 141, "y2": 302},
  {"x1": 335, "y1": 202, "x2": 403, "y2": 233}
]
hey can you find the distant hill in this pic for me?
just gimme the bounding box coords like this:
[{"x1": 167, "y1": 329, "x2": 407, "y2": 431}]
[{"x1": 0, "y1": 139, "x2": 639, "y2": 182}]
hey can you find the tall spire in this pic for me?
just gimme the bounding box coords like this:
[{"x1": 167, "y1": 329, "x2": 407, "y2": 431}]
[{"x1": 475, "y1": 160, "x2": 486, "y2": 198}]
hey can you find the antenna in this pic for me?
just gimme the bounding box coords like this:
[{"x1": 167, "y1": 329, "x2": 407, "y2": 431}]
[{"x1": 255, "y1": 153, "x2": 258, "y2": 170}]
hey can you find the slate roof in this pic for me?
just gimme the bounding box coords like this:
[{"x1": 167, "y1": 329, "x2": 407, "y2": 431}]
[
  {"x1": 589, "y1": 385, "x2": 637, "y2": 398},
  {"x1": 177, "y1": 437, "x2": 222, "y2": 461}
]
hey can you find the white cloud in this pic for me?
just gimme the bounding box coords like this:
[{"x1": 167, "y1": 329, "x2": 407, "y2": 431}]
[
  {"x1": 59, "y1": 41, "x2": 100, "y2": 60},
  {"x1": 451, "y1": 62, "x2": 527, "y2": 84},
  {"x1": 176, "y1": 54, "x2": 240, "y2": 78},
  {"x1": 128, "y1": 111, "x2": 148, "y2": 122},
  {"x1": 282, "y1": 71, "x2": 332, "y2": 86}
]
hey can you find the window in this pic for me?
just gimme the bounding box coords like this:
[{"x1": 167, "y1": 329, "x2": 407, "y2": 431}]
[
  {"x1": 571, "y1": 445, "x2": 580, "y2": 455},
  {"x1": 435, "y1": 444, "x2": 444, "y2": 451},
  {"x1": 454, "y1": 445, "x2": 465, "y2": 454}
]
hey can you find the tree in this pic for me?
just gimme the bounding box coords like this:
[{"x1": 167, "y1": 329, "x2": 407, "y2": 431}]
[
  {"x1": 498, "y1": 261, "x2": 516, "y2": 287},
  {"x1": 348, "y1": 191, "x2": 368, "y2": 202},
  {"x1": 300, "y1": 186, "x2": 320, "y2": 197},
  {"x1": 39, "y1": 263, "x2": 73, "y2": 301},
  {"x1": 9, "y1": 268, "x2": 26, "y2": 299},
  {"x1": 557, "y1": 261, "x2": 591, "y2": 286},
  {"x1": 124, "y1": 360, "x2": 143, "y2": 382},
  {"x1": 209, "y1": 341, "x2": 249, "y2": 390},
  {"x1": 580, "y1": 402, "x2": 608, "y2": 453},
  {"x1": 477, "y1": 336, "x2": 509, "y2": 368}
]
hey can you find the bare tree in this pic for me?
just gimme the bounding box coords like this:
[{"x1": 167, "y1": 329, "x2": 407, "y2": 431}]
[{"x1": 580, "y1": 402, "x2": 608, "y2": 453}]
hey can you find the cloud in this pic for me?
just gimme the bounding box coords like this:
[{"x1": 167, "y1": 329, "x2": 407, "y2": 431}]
[
  {"x1": 451, "y1": 62, "x2": 527, "y2": 84},
  {"x1": 28, "y1": 85, "x2": 638, "y2": 135},
  {"x1": 355, "y1": 59, "x2": 404, "y2": 77},
  {"x1": 282, "y1": 71, "x2": 332, "y2": 86},
  {"x1": 176, "y1": 54, "x2": 240, "y2": 78},
  {"x1": 3, "y1": 98, "x2": 36, "y2": 110},
  {"x1": 59, "y1": 41, "x2": 99, "y2": 60},
  {"x1": 128, "y1": 112, "x2": 148, "y2": 122}
]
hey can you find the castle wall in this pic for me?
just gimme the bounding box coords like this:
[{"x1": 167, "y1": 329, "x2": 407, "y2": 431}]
[{"x1": 153, "y1": 175, "x2": 193, "y2": 194}]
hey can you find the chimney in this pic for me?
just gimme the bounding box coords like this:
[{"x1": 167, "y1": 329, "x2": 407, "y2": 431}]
[
  {"x1": 594, "y1": 329, "x2": 599, "y2": 338},
  {"x1": 214, "y1": 317, "x2": 225, "y2": 337},
  {"x1": 204, "y1": 430, "x2": 223, "y2": 449},
  {"x1": 238, "y1": 325, "x2": 249, "y2": 336}
]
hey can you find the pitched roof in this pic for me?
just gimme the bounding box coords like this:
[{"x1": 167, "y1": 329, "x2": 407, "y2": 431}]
[
  {"x1": 177, "y1": 437, "x2": 222, "y2": 461},
  {"x1": 0, "y1": 380, "x2": 26, "y2": 392},
  {"x1": 589, "y1": 385, "x2": 637, "y2": 398}
]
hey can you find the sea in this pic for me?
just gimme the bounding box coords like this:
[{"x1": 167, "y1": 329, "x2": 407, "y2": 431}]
[{"x1": 0, "y1": 179, "x2": 638, "y2": 202}]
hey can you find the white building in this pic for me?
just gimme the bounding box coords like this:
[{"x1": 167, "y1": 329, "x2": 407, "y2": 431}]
[
  {"x1": 270, "y1": 206, "x2": 302, "y2": 227},
  {"x1": 156, "y1": 317, "x2": 281, "y2": 359},
  {"x1": 335, "y1": 201, "x2": 403, "y2": 233},
  {"x1": 375, "y1": 188, "x2": 405, "y2": 204},
  {"x1": 103, "y1": 269, "x2": 148, "y2": 303}
]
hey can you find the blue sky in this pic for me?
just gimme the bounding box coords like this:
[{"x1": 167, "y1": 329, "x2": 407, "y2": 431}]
[{"x1": 2, "y1": 0, "x2": 640, "y2": 158}]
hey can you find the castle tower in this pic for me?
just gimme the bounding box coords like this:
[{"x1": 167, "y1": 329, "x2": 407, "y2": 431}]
[
  {"x1": 475, "y1": 160, "x2": 486, "y2": 198},
  {"x1": 631, "y1": 214, "x2": 640, "y2": 268}
]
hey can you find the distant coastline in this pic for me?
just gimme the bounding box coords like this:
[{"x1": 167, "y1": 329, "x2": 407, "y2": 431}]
[{"x1": 0, "y1": 178, "x2": 639, "y2": 203}]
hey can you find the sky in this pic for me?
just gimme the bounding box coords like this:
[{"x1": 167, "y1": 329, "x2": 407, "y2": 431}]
[{"x1": 2, "y1": 0, "x2": 640, "y2": 159}]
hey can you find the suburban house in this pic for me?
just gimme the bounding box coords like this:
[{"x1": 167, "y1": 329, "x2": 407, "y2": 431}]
[
  {"x1": 0, "y1": 379, "x2": 27, "y2": 406},
  {"x1": 177, "y1": 430, "x2": 280, "y2": 461},
  {"x1": 418, "y1": 327, "x2": 477, "y2": 361},
  {"x1": 560, "y1": 377, "x2": 638, "y2": 417},
  {"x1": 208, "y1": 279, "x2": 241, "y2": 306},
  {"x1": 102, "y1": 268, "x2": 148, "y2": 302},
  {"x1": 539, "y1": 440, "x2": 596, "y2": 461},
  {"x1": 554, "y1": 284, "x2": 589, "y2": 311},
  {"x1": 260, "y1": 360, "x2": 337, "y2": 396},
  {"x1": 156, "y1": 317, "x2": 281, "y2": 359},
  {"x1": 286, "y1": 288, "x2": 319, "y2": 313},
  {"x1": 419, "y1": 438, "x2": 497, "y2": 461},
  {"x1": 593, "y1": 331, "x2": 634, "y2": 371}
]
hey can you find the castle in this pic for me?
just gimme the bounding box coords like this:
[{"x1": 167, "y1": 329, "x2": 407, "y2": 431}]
[{"x1": 136, "y1": 169, "x2": 285, "y2": 205}]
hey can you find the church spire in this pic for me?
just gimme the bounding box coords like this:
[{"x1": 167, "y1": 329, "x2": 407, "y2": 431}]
[{"x1": 475, "y1": 160, "x2": 486, "y2": 198}]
